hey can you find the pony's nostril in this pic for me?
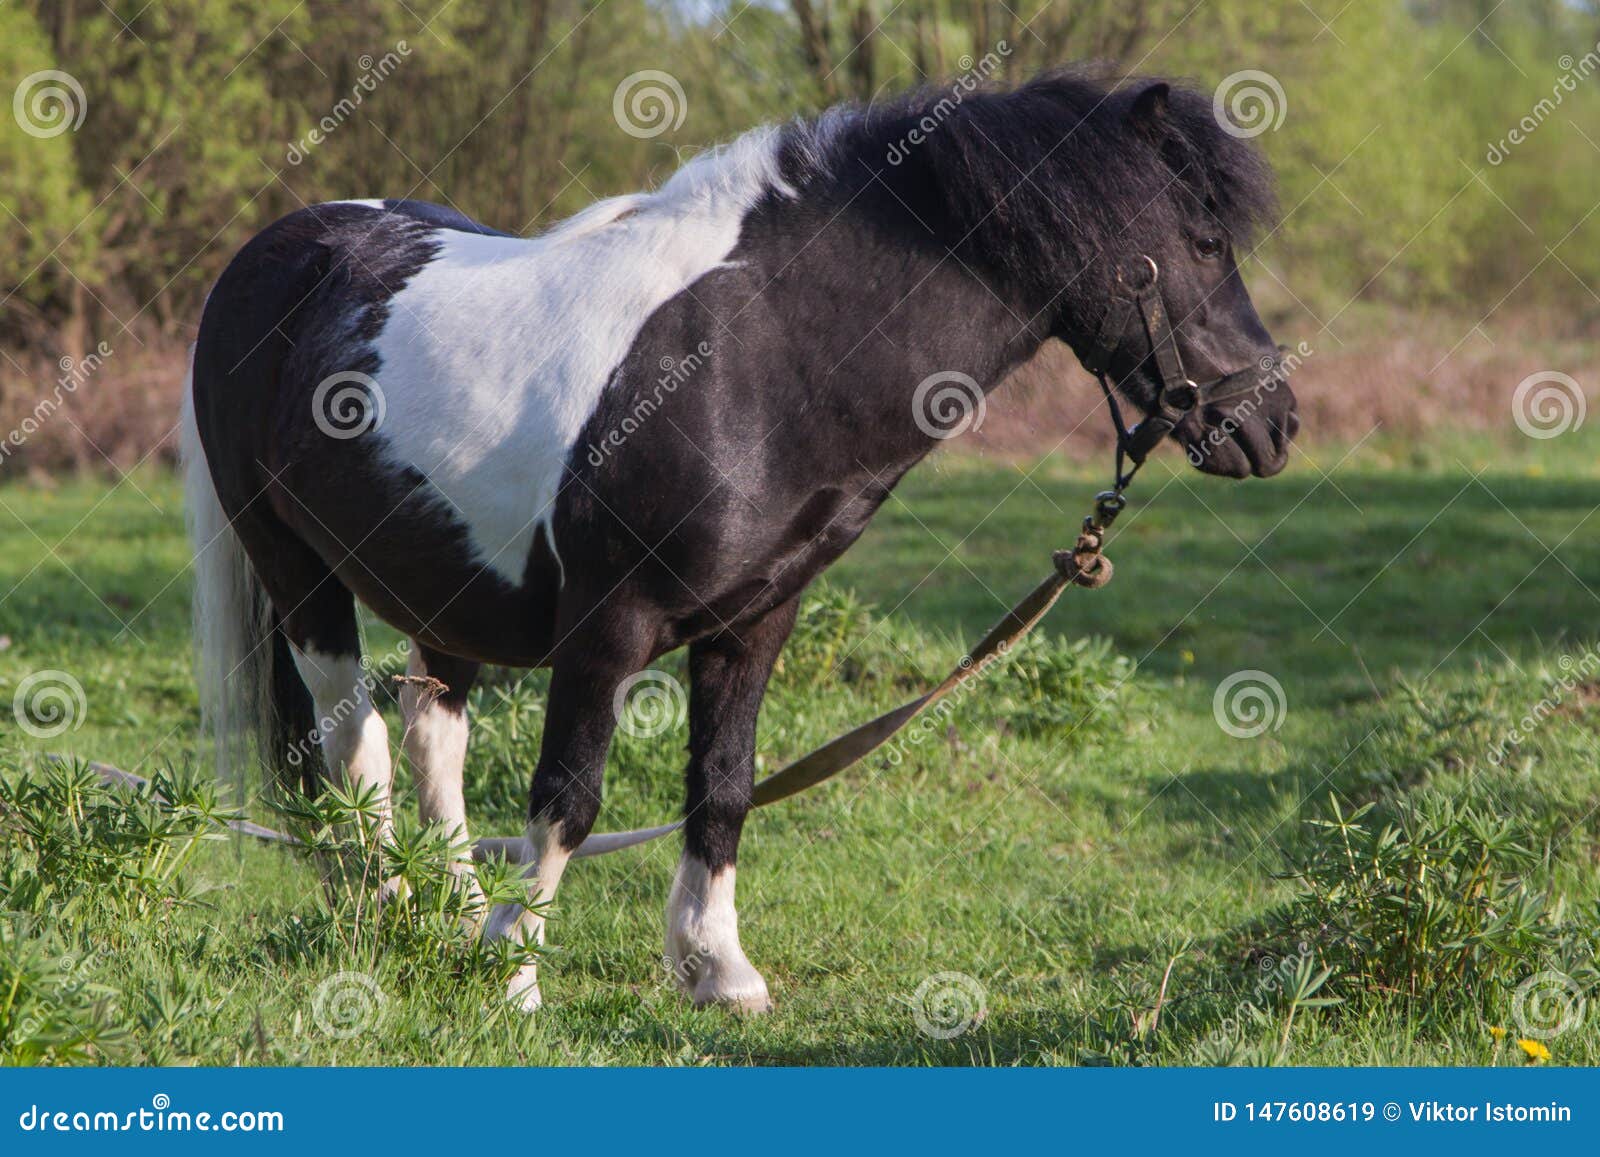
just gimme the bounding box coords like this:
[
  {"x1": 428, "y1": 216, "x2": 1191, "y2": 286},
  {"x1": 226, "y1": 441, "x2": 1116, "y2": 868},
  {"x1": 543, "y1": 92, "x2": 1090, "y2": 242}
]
[{"x1": 1284, "y1": 411, "x2": 1301, "y2": 441}]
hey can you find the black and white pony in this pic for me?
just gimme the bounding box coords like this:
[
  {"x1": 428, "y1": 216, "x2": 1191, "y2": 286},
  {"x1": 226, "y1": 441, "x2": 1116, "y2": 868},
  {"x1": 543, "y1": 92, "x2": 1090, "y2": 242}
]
[{"x1": 183, "y1": 72, "x2": 1298, "y2": 1012}]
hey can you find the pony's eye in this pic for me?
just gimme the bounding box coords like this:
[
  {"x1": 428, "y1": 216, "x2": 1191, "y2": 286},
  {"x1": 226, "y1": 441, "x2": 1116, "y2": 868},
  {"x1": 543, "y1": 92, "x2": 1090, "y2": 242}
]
[{"x1": 1195, "y1": 236, "x2": 1225, "y2": 260}]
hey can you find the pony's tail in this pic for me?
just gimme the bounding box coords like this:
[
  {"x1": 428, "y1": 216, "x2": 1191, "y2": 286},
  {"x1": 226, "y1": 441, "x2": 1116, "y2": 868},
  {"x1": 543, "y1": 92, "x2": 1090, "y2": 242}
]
[{"x1": 182, "y1": 348, "x2": 320, "y2": 801}]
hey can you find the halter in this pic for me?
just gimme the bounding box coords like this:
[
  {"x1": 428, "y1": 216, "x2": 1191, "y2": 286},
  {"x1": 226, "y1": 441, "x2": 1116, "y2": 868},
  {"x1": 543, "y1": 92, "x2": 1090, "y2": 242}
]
[{"x1": 1080, "y1": 254, "x2": 1280, "y2": 500}]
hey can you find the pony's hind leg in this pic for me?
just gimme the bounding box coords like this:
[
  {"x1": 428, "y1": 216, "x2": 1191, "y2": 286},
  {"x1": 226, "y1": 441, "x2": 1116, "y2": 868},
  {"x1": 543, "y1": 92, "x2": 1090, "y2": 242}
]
[
  {"x1": 399, "y1": 642, "x2": 482, "y2": 896},
  {"x1": 667, "y1": 598, "x2": 799, "y2": 1013},
  {"x1": 220, "y1": 494, "x2": 396, "y2": 849},
  {"x1": 272, "y1": 578, "x2": 399, "y2": 898},
  {"x1": 287, "y1": 626, "x2": 396, "y2": 836},
  {"x1": 483, "y1": 614, "x2": 651, "y2": 1011}
]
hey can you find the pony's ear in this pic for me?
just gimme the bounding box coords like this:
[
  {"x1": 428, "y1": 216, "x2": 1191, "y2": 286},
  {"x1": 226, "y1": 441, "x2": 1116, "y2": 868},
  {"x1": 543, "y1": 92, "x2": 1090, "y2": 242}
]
[{"x1": 1128, "y1": 82, "x2": 1171, "y2": 143}]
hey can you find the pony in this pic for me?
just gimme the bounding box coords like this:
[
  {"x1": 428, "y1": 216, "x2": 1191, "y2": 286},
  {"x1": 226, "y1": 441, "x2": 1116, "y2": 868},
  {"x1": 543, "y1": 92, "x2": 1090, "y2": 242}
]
[{"x1": 183, "y1": 70, "x2": 1299, "y2": 1012}]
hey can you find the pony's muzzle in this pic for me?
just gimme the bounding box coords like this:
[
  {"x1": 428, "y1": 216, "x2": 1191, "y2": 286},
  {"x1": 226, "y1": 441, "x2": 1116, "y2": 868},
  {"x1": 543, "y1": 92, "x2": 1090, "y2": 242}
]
[{"x1": 1179, "y1": 352, "x2": 1299, "y2": 478}]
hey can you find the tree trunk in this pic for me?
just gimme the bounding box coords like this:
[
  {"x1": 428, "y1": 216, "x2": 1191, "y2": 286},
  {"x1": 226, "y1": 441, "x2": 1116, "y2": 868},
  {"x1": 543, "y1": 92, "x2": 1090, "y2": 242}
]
[
  {"x1": 792, "y1": 0, "x2": 839, "y2": 100},
  {"x1": 849, "y1": 1, "x2": 875, "y2": 100}
]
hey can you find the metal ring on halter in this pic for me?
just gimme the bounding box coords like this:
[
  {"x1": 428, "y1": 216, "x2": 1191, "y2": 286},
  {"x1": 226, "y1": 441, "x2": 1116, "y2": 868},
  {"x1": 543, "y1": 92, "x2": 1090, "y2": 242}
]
[
  {"x1": 1162, "y1": 378, "x2": 1201, "y2": 411},
  {"x1": 1117, "y1": 254, "x2": 1159, "y2": 292}
]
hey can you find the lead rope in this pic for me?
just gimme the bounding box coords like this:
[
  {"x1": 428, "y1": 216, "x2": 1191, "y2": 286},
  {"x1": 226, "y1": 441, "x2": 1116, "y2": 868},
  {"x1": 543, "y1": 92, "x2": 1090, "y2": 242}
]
[
  {"x1": 496, "y1": 447, "x2": 1136, "y2": 863},
  {"x1": 67, "y1": 464, "x2": 1132, "y2": 863},
  {"x1": 94, "y1": 291, "x2": 1159, "y2": 863}
]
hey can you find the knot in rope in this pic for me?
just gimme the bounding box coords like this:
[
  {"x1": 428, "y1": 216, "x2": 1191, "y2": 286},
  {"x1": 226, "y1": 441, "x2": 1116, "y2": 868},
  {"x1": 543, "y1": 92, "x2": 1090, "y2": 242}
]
[{"x1": 1053, "y1": 527, "x2": 1114, "y2": 589}]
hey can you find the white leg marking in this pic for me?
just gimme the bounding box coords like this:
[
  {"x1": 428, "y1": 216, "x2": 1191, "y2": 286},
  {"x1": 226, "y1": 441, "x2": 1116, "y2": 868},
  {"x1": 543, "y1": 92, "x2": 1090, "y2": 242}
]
[
  {"x1": 399, "y1": 647, "x2": 481, "y2": 901},
  {"x1": 483, "y1": 819, "x2": 571, "y2": 1011},
  {"x1": 290, "y1": 646, "x2": 394, "y2": 831},
  {"x1": 666, "y1": 856, "x2": 771, "y2": 1013}
]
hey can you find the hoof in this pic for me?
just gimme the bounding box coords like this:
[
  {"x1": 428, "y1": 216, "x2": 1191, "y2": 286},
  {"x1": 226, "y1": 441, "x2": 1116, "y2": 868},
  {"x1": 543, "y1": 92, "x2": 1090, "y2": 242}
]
[
  {"x1": 506, "y1": 969, "x2": 542, "y2": 1013},
  {"x1": 692, "y1": 985, "x2": 773, "y2": 1015},
  {"x1": 684, "y1": 961, "x2": 772, "y2": 1014}
]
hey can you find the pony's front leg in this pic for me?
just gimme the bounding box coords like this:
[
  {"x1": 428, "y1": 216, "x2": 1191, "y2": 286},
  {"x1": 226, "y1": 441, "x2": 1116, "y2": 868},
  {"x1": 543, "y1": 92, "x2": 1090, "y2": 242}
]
[
  {"x1": 667, "y1": 599, "x2": 799, "y2": 1013},
  {"x1": 483, "y1": 624, "x2": 647, "y2": 1010}
]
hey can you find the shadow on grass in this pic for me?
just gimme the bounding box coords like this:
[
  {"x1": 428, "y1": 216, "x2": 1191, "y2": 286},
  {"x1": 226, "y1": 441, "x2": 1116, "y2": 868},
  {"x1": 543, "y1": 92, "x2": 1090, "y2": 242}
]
[{"x1": 835, "y1": 461, "x2": 1600, "y2": 699}]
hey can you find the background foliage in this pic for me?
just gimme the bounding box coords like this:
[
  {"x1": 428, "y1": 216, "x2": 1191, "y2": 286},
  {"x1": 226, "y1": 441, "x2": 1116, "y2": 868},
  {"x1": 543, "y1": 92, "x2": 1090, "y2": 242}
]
[{"x1": 4, "y1": 0, "x2": 1600, "y2": 351}]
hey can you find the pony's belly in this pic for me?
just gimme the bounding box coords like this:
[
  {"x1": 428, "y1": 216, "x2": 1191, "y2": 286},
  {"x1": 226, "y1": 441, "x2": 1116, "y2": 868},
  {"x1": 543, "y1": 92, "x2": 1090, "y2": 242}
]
[
  {"x1": 347, "y1": 563, "x2": 558, "y2": 667},
  {"x1": 303, "y1": 499, "x2": 561, "y2": 667}
]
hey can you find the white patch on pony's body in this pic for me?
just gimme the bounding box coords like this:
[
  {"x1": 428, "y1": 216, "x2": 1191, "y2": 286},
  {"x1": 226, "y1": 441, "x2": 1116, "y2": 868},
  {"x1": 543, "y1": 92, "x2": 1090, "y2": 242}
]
[
  {"x1": 483, "y1": 819, "x2": 573, "y2": 1011},
  {"x1": 360, "y1": 129, "x2": 792, "y2": 587},
  {"x1": 666, "y1": 856, "x2": 770, "y2": 1012}
]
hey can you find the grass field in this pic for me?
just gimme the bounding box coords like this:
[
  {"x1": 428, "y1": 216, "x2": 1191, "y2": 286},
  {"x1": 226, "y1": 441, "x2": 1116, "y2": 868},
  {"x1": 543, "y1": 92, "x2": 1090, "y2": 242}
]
[{"x1": 4, "y1": 430, "x2": 1600, "y2": 1066}]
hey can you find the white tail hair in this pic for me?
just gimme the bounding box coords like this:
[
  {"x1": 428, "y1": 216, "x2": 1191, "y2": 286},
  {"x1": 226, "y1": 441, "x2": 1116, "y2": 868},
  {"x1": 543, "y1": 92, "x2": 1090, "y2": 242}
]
[{"x1": 181, "y1": 347, "x2": 277, "y2": 791}]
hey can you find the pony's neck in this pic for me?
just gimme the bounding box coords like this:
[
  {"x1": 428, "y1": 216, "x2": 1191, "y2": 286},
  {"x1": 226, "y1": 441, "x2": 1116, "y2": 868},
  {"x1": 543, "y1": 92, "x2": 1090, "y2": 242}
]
[
  {"x1": 780, "y1": 101, "x2": 1116, "y2": 355},
  {"x1": 747, "y1": 194, "x2": 1051, "y2": 471}
]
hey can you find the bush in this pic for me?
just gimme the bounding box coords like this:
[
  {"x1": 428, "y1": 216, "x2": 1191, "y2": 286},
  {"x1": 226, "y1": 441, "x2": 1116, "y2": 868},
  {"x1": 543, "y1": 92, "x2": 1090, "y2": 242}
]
[
  {"x1": 269, "y1": 783, "x2": 538, "y2": 989},
  {"x1": 988, "y1": 633, "x2": 1138, "y2": 741},
  {"x1": 0, "y1": 758, "x2": 231, "y2": 918},
  {"x1": 0, "y1": 919, "x2": 129, "y2": 1066},
  {"x1": 777, "y1": 583, "x2": 879, "y2": 688},
  {"x1": 0, "y1": 758, "x2": 231, "y2": 1065},
  {"x1": 1276, "y1": 792, "x2": 1598, "y2": 1008}
]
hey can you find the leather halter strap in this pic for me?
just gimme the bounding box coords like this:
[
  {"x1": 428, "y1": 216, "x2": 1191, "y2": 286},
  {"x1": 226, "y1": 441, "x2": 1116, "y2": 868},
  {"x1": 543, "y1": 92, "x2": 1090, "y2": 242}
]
[{"x1": 1081, "y1": 254, "x2": 1274, "y2": 485}]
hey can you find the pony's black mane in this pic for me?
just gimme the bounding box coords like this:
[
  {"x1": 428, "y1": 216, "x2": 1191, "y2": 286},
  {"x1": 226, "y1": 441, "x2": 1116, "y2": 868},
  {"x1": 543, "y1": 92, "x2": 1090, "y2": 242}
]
[{"x1": 781, "y1": 69, "x2": 1277, "y2": 319}]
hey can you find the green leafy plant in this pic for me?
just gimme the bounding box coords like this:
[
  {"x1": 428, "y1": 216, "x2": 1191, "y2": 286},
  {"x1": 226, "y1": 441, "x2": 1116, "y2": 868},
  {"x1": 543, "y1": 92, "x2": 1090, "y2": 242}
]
[
  {"x1": 988, "y1": 634, "x2": 1137, "y2": 740},
  {"x1": 271, "y1": 782, "x2": 540, "y2": 988},
  {"x1": 461, "y1": 679, "x2": 550, "y2": 825},
  {"x1": 1277, "y1": 792, "x2": 1597, "y2": 1004},
  {"x1": 0, "y1": 918, "x2": 129, "y2": 1065},
  {"x1": 778, "y1": 583, "x2": 878, "y2": 687},
  {"x1": 0, "y1": 759, "x2": 233, "y2": 918}
]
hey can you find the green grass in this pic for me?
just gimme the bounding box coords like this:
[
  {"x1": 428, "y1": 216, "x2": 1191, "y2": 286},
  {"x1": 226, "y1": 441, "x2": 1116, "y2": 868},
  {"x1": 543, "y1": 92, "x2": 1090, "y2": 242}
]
[{"x1": 3, "y1": 429, "x2": 1600, "y2": 1066}]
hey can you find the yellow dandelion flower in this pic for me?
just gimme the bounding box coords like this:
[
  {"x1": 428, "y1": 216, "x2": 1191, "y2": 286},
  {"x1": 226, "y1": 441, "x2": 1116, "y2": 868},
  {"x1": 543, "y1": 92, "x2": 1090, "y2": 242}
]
[
  {"x1": 1517, "y1": 1039, "x2": 1551, "y2": 1062},
  {"x1": 1489, "y1": 1026, "x2": 1506, "y2": 1040}
]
